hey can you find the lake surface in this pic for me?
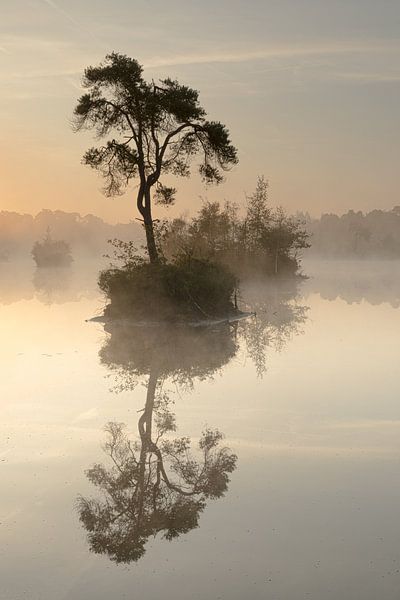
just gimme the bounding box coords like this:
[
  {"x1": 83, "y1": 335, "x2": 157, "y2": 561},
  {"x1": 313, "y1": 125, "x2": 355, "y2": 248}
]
[{"x1": 1, "y1": 259, "x2": 400, "y2": 600}]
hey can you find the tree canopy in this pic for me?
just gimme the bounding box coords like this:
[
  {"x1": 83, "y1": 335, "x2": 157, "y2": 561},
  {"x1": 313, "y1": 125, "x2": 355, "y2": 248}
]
[{"x1": 73, "y1": 52, "x2": 238, "y2": 262}]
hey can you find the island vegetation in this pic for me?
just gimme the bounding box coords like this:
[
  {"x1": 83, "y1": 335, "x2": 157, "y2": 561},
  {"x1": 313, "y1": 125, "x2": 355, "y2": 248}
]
[
  {"x1": 160, "y1": 176, "x2": 310, "y2": 278},
  {"x1": 31, "y1": 228, "x2": 73, "y2": 267},
  {"x1": 99, "y1": 240, "x2": 238, "y2": 321},
  {"x1": 72, "y1": 52, "x2": 239, "y2": 320},
  {"x1": 72, "y1": 53, "x2": 310, "y2": 321}
]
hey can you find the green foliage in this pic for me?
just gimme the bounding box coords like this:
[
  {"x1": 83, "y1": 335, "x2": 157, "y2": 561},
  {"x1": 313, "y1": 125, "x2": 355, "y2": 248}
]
[
  {"x1": 73, "y1": 52, "x2": 238, "y2": 190},
  {"x1": 99, "y1": 239, "x2": 238, "y2": 321},
  {"x1": 244, "y1": 175, "x2": 272, "y2": 253},
  {"x1": 161, "y1": 176, "x2": 310, "y2": 276},
  {"x1": 73, "y1": 52, "x2": 238, "y2": 262}
]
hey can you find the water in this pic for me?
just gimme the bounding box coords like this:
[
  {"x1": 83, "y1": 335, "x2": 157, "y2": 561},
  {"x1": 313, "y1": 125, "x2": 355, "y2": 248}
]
[{"x1": 1, "y1": 260, "x2": 400, "y2": 599}]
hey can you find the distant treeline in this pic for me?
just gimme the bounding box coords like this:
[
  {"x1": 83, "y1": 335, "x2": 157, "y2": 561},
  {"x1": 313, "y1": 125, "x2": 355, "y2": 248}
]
[
  {"x1": 0, "y1": 209, "x2": 142, "y2": 260},
  {"x1": 4, "y1": 202, "x2": 400, "y2": 265},
  {"x1": 304, "y1": 207, "x2": 400, "y2": 258}
]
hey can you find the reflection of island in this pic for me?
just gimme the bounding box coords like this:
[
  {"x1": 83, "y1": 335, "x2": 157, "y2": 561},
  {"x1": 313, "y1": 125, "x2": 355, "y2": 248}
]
[
  {"x1": 0, "y1": 262, "x2": 100, "y2": 306},
  {"x1": 33, "y1": 267, "x2": 74, "y2": 306},
  {"x1": 78, "y1": 324, "x2": 238, "y2": 563},
  {"x1": 100, "y1": 322, "x2": 238, "y2": 387},
  {"x1": 78, "y1": 287, "x2": 308, "y2": 564}
]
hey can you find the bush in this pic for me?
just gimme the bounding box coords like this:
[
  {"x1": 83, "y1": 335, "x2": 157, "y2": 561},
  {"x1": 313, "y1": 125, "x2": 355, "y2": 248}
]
[
  {"x1": 32, "y1": 229, "x2": 73, "y2": 267},
  {"x1": 99, "y1": 245, "x2": 238, "y2": 321},
  {"x1": 160, "y1": 177, "x2": 310, "y2": 277}
]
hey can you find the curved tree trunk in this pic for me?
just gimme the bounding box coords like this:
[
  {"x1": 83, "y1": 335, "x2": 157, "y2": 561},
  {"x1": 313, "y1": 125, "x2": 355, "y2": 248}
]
[
  {"x1": 137, "y1": 186, "x2": 159, "y2": 264},
  {"x1": 143, "y1": 212, "x2": 159, "y2": 264}
]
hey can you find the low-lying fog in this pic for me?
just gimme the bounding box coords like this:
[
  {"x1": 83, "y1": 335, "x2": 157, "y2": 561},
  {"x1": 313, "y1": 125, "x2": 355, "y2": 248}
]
[{"x1": 1, "y1": 258, "x2": 400, "y2": 600}]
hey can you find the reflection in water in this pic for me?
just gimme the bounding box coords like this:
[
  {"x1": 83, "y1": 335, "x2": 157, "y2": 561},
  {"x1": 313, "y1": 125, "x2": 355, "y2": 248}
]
[
  {"x1": 3, "y1": 259, "x2": 400, "y2": 308},
  {"x1": 239, "y1": 278, "x2": 309, "y2": 375},
  {"x1": 100, "y1": 322, "x2": 238, "y2": 387},
  {"x1": 0, "y1": 261, "x2": 99, "y2": 305},
  {"x1": 304, "y1": 259, "x2": 400, "y2": 307},
  {"x1": 3, "y1": 264, "x2": 400, "y2": 598},
  {"x1": 78, "y1": 279, "x2": 309, "y2": 564},
  {"x1": 33, "y1": 267, "x2": 73, "y2": 306},
  {"x1": 78, "y1": 420, "x2": 236, "y2": 564},
  {"x1": 78, "y1": 324, "x2": 238, "y2": 563}
]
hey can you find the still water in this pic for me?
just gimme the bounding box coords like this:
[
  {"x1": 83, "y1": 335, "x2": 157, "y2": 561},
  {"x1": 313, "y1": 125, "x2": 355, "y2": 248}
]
[{"x1": 1, "y1": 259, "x2": 400, "y2": 600}]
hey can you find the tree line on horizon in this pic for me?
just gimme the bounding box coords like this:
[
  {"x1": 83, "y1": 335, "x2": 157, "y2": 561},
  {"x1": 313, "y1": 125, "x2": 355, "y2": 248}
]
[
  {"x1": 303, "y1": 206, "x2": 400, "y2": 258},
  {"x1": 0, "y1": 209, "x2": 142, "y2": 261},
  {"x1": 2, "y1": 204, "x2": 400, "y2": 265}
]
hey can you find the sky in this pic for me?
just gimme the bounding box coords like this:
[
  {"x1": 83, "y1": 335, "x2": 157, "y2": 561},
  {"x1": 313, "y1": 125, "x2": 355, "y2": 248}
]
[{"x1": 1, "y1": 0, "x2": 400, "y2": 223}]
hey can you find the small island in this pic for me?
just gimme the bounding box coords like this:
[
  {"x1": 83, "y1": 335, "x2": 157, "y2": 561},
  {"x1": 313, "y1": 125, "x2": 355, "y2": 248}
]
[
  {"x1": 73, "y1": 54, "x2": 308, "y2": 323},
  {"x1": 31, "y1": 228, "x2": 73, "y2": 268}
]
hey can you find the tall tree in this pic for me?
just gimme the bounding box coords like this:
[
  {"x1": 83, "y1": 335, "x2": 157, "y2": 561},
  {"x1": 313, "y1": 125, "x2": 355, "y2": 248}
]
[
  {"x1": 72, "y1": 53, "x2": 238, "y2": 263},
  {"x1": 243, "y1": 175, "x2": 272, "y2": 255}
]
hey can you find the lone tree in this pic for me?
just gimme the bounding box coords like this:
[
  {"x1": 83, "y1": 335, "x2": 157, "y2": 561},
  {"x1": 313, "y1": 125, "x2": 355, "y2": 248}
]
[{"x1": 72, "y1": 52, "x2": 238, "y2": 263}]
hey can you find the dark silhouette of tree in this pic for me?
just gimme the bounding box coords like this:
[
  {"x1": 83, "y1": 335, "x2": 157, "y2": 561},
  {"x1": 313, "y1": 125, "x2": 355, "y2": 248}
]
[
  {"x1": 72, "y1": 52, "x2": 238, "y2": 263},
  {"x1": 77, "y1": 415, "x2": 236, "y2": 564}
]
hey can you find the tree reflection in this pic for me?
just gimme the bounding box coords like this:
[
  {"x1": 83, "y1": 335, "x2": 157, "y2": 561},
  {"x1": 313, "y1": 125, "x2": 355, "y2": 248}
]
[
  {"x1": 78, "y1": 419, "x2": 236, "y2": 563},
  {"x1": 238, "y1": 277, "x2": 309, "y2": 375},
  {"x1": 78, "y1": 324, "x2": 238, "y2": 564},
  {"x1": 78, "y1": 283, "x2": 308, "y2": 563}
]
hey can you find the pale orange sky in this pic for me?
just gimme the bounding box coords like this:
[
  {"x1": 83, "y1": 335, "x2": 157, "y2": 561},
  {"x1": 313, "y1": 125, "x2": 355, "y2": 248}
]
[{"x1": 1, "y1": 0, "x2": 400, "y2": 223}]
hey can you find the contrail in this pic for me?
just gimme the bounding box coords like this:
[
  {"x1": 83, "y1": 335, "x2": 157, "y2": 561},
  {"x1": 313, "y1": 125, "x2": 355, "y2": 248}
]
[
  {"x1": 42, "y1": 0, "x2": 83, "y2": 30},
  {"x1": 41, "y1": 0, "x2": 111, "y2": 50}
]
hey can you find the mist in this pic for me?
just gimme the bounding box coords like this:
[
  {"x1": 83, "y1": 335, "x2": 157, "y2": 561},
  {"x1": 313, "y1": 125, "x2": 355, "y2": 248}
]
[{"x1": 2, "y1": 1, "x2": 400, "y2": 597}]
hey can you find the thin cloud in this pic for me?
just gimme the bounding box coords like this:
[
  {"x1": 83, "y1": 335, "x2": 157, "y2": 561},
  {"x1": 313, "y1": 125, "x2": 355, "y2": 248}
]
[
  {"x1": 0, "y1": 35, "x2": 74, "y2": 52},
  {"x1": 331, "y1": 419, "x2": 400, "y2": 430},
  {"x1": 334, "y1": 71, "x2": 400, "y2": 84},
  {"x1": 144, "y1": 42, "x2": 400, "y2": 69}
]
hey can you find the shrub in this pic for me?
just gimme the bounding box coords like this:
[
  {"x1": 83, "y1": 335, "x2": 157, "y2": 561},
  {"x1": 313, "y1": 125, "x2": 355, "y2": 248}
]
[
  {"x1": 99, "y1": 242, "x2": 238, "y2": 321},
  {"x1": 32, "y1": 229, "x2": 73, "y2": 267},
  {"x1": 160, "y1": 177, "x2": 310, "y2": 277}
]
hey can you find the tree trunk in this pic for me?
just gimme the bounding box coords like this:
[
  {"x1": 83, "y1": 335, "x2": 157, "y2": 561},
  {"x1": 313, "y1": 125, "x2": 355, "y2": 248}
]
[
  {"x1": 137, "y1": 185, "x2": 159, "y2": 264},
  {"x1": 136, "y1": 367, "x2": 159, "y2": 531},
  {"x1": 143, "y1": 212, "x2": 159, "y2": 264}
]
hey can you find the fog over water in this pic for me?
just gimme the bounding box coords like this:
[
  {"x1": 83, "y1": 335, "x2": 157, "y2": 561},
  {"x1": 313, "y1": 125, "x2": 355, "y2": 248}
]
[{"x1": 1, "y1": 259, "x2": 400, "y2": 599}]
